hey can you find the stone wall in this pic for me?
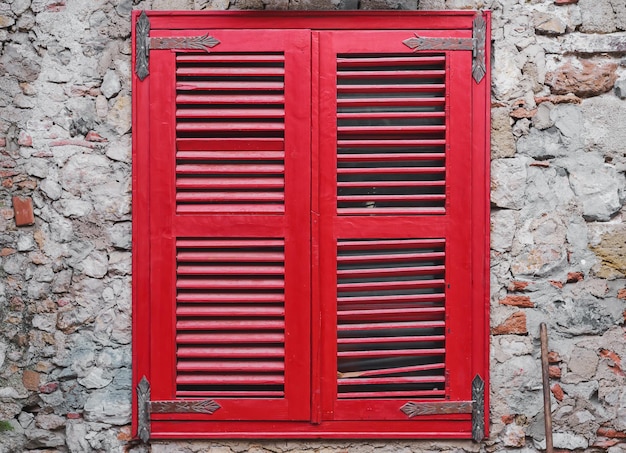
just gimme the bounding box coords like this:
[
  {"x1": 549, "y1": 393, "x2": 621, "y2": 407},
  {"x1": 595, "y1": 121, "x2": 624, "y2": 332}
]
[{"x1": 0, "y1": 0, "x2": 625, "y2": 452}]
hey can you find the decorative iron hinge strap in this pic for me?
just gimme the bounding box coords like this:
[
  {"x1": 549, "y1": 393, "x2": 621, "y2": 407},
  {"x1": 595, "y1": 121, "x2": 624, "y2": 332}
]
[
  {"x1": 399, "y1": 374, "x2": 485, "y2": 442},
  {"x1": 134, "y1": 11, "x2": 221, "y2": 81},
  {"x1": 402, "y1": 13, "x2": 487, "y2": 83},
  {"x1": 136, "y1": 376, "x2": 221, "y2": 443}
]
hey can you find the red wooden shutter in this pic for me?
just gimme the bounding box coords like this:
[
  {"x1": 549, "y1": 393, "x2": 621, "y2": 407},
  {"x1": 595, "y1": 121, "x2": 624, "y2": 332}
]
[
  {"x1": 138, "y1": 29, "x2": 312, "y2": 433},
  {"x1": 317, "y1": 29, "x2": 480, "y2": 432}
]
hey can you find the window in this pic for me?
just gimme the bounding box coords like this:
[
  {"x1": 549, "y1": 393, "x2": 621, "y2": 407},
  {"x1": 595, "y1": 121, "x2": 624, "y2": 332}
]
[{"x1": 132, "y1": 10, "x2": 490, "y2": 440}]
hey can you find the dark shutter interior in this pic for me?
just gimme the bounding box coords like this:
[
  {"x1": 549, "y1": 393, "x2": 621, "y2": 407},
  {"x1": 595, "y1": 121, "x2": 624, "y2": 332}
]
[
  {"x1": 176, "y1": 53, "x2": 286, "y2": 214},
  {"x1": 336, "y1": 238, "x2": 446, "y2": 399},
  {"x1": 175, "y1": 238, "x2": 286, "y2": 398},
  {"x1": 336, "y1": 54, "x2": 447, "y2": 215}
]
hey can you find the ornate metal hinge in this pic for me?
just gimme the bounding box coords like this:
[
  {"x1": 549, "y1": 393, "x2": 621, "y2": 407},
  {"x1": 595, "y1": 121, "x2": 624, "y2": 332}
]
[
  {"x1": 134, "y1": 11, "x2": 221, "y2": 81},
  {"x1": 402, "y1": 13, "x2": 487, "y2": 83},
  {"x1": 399, "y1": 374, "x2": 485, "y2": 442},
  {"x1": 136, "y1": 376, "x2": 221, "y2": 443}
]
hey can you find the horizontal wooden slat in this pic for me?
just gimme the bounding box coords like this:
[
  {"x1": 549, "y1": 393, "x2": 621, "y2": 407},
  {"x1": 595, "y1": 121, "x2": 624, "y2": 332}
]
[
  {"x1": 177, "y1": 177, "x2": 284, "y2": 189},
  {"x1": 177, "y1": 94, "x2": 285, "y2": 105},
  {"x1": 337, "y1": 252, "x2": 445, "y2": 264},
  {"x1": 337, "y1": 84, "x2": 445, "y2": 93},
  {"x1": 176, "y1": 122, "x2": 285, "y2": 133},
  {"x1": 177, "y1": 346, "x2": 285, "y2": 358},
  {"x1": 337, "y1": 139, "x2": 446, "y2": 147},
  {"x1": 178, "y1": 264, "x2": 285, "y2": 275},
  {"x1": 337, "y1": 70, "x2": 445, "y2": 79},
  {"x1": 177, "y1": 375, "x2": 284, "y2": 385},
  {"x1": 336, "y1": 56, "x2": 446, "y2": 67},
  {"x1": 177, "y1": 81, "x2": 284, "y2": 91},
  {"x1": 338, "y1": 375, "x2": 445, "y2": 385},
  {"x1": 177, "y1": 251, "x2": 284, "y2": 262},
  {"x1": 177, "y1": 238, "x2": 283, "y2": 248},
  {"x1": 337, "y1": 195, "x2": 446, "y2": 203},
  {"x1": 177, "y1": 279, "x2": 284, "y2": 290},
  {"x1": 337, "y1": 320, "x2": 445, "y2": 332},
  {"x1": 337, "y1": 154, "x2": 444, "y2": 163},
  {"x1": 177, "y1": 360, "x2": 284, "y2": 372},
  {"x1": 177, "y1": 332, "x2": 285, "y2": 344},
  {"x1": 177, "y1": 390, "x2": 284, "y2": 398},
  {"x1": 177, "y1": 54, "x2": 284, "y2": 64},
  {"x1": 177, "y1": 138, "x2": 284, "y2": 151},
  {"x1": 177, "y1": 67, "x2": 284, "y2": 77},
  {"x1": 176, "y1": 108, "x2": 285, "y2": 119},
  {"x1": 337, "y1": 348, "x2": 446, "y2": 358},
  {"x1": 337, "y1": 335, "x2": 445, "y2": 344},
  {"x1": 177, "y1": 151, "x2": 284, "y2": 160},
  {"x1": 176, "y1": 192, "x2": 285, "y2": 203},
  {"x1": 177, "y1": 305, "x2": 284, "y2": 317},
  {"x1": 177, "y1": 293, "x2": 284, "y2": 303},
  {"x1": 177, "y1": 204, "x2": 285, "y2": 214},
  {"x1": 338, "y1": 279, "x2": 445, "y2": 292},
  {"x1": 337, "y1": 265, "x2": 445, "y2": 278},
  {"x1": 337, "y1": 294, "x2": 445, "y2": 305},
  {"x1": 337, "y1": 309, "x2": 445, "y2": 321},
  {"x1": 336, "y1": 389, "x2": 446, "y2": 399},
  {"x1": 337, "y1": 112, "x2": 445, "y2": 120},
  {"x1": 337, "y1": 97, "x2": 445, "y2": 107},
  {"x1": 338, "y1": 238, "x2": 445, "y2": 250},
  {"x1": 338, "y1": 125, "x2": 446, "y2": 135},
  {"x1": 336, "y1": 167, "x2": 445, "y2": 175},
  {"x1": 177, "y1": 320, "x2": 285, "y2": 330},
  {"x1": 337, "y1": 363, "x2": 444, "y2": 378}
]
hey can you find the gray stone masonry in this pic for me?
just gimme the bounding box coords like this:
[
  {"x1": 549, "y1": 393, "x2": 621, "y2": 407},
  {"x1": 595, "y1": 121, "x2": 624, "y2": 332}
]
[{"x1": 1, "y1": 0, "x2": 626, "y2": 452}]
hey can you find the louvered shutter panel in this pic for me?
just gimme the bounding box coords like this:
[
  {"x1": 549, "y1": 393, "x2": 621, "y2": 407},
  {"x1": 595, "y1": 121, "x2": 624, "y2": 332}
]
[
  {"x1": 317, "y1": 31, "x2": 477, "y2": 424},
  {"x1": 142, "y1": 29, "x2": 312, "y2": 428}
]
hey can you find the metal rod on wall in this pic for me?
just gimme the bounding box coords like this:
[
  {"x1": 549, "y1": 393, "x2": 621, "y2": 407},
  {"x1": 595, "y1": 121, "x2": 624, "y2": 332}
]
[{"x1": 540, "y1": 323, "x2": 554, "y2": 453}]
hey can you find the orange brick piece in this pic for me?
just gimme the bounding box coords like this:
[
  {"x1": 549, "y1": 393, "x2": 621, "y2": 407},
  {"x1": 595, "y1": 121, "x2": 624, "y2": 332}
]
[
  {"x1": 12, "y1": 196, "x2": 34, "y2": 226},
  {"x1": 492, "y1": 312, "x2": 527, "y2": 335},
  {"x1": 499, "y1": 295, "x2": 534, "y2": 308}
]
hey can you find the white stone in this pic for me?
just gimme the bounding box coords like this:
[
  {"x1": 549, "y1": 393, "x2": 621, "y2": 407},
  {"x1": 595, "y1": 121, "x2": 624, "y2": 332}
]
[
  {"x1": 535, "y1": 432, "x2": 589, "y2": 450},
  {"x1": 491, "y1": 157, "x2": 528, "y2": 210},
  {"x1": 78, "y1": 367, "x2": 112, "y2": 389},
  {"x1": 100, "y1": 70, "x2": 121, "y2": 99},
  {"x1": 0, "y1": 341, "x2": 6, "y2": 369},
  {"x1": 566, "y1": 158, "x2": 621, "y2": 221},
  {"x1": 77, "y1": 251, "x2": 108, "y2": 279},
  {"x1": 17, "y1": 234, "x2": 36, "y2": 252},
  {"x1": 83, "y1": 389, "x2": 131, "y2": 425},
  {"x1": 491, "y1": 209, "x2": 517, "y2": 252}
]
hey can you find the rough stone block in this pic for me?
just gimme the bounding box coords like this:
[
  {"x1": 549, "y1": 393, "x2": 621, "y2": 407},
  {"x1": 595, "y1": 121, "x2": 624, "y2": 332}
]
[
  {"x1": 491, "y1": 158, "x2": 528, "y2": 210},
  {"x1": 546, "y1": 58, "x2": 618, "y2": 97}
]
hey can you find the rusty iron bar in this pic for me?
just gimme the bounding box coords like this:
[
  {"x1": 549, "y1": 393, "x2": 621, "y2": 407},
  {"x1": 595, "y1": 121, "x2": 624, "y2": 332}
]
[{"x1": 540, "y1": 323, "x2": 554, "y2": 453}]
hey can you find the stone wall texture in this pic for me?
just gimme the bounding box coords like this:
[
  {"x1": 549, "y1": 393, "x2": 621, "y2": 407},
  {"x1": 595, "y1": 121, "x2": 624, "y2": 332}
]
[{"x1": 0, "y1": 0, "x2": 625, "y2": 451}]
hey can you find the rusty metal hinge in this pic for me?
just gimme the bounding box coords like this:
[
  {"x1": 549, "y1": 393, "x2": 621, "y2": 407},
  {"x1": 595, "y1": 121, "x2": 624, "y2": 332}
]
[
  {"x1": 402, "y1": 12, "x2": 487, "y2": 83},
  {"x1": 399, "y1": 374, "x2": 485, "y2": 442},
  {"x1": 136, "y1": 376, "x2": 221, "y2": 443},
  {"x1": 134, "y1": 11, "x2": 221, "y2": 81}
]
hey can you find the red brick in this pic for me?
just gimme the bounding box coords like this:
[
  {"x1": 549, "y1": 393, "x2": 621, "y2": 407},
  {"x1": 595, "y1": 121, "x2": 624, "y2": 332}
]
[
  {"x1": 549, "y1": 365, "x2": 562, "y2": 379},
  {"x1": 567, "y1": 271, "x2": 584, "y2": 283},
  {"x1": 555, "y1": 0, "x2": 578, "y2": 4},
  {"x1": 499, "y1": 295, "x2": 534, "y2": 308},
  {"x1": 599, "y1": 349, "x2": 625, "y2": 376},
  {"x1": 548, "y1": 351, "x2": 562, "y2": 363},
  {"x1": 510, "y1": 107, "x2": 537, "y2": 119},
  {"x1": 67, "y1": 412, "x2": 82, "y2": 420},
  {"x1": 501, "y1": 414, "x2": 515, "y2": 424},
  {"x1": 0, "y1": 248, "x2": 16, "y2": 256},
  {"x1": 38, "y1": 382, "x2": 59, "y2": 394},
  {"x1": 617, "y1": 289, "x2": 626, "y2": 300},
  {"x1": 117, "y1": 426, "x2": 132, "y2": 441},
  {"x1": 597, "y1": 427, "x2": 626, "y2": 438},
  {"x1": 12, "y1": 196, "x2": 34, "y2": 226},
  {"x1": 18, "y1": 131, "x2": 32, "y2": 147},
  {"x1": 549, "y1": 280, "x2": 563, "y2": 289},
  {"x1": 85, "y1": 131, "x2": 107, "y2": 142},
  {"x1": 551, "y1": 383, "x2": 564, "y2": 401},
  {"x1": 492, "y1": 312, "x2": 527, "y2": 335},
  {"x1": 509, "y1": 281, "x2": 530, "y2": 291}
]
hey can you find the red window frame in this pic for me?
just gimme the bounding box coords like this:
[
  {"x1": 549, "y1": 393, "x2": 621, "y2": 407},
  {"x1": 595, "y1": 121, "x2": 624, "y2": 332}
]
[{"x1": 132, "y1": 10, "x2": 490, "y2": 440}]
